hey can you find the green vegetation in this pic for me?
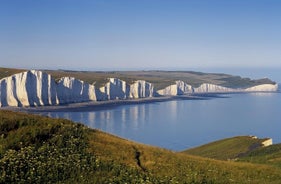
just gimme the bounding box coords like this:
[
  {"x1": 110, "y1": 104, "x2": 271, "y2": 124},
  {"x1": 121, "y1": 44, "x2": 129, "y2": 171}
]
[
  {"x1": 0, "y1": 68, "x2": 25, "y2": 80},
  {"x1": 30, "y1": 70, "x2": 279, "y2": 90},
  {"x1": 238, "y1": 143, "x2": 281, "y2": 168},
  {"x1": 219, "y1": 76, "x2": 275, "y2": 89},
  {"x1": 182, "y1": 136, "x2": 269, "y2": 160},
  {"x1": 0, "y1": 67, "x2": 276, "y2": 90},
  {"x1": 0, "y1": 110, "x2": 97, "y2": 183},
  {"x1": 1, "y1": 111, "x2": 281, "y2": 183}
]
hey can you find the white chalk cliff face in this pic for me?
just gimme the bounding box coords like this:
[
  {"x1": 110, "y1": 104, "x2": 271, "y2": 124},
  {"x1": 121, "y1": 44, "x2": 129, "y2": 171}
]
[
  {"x1": 0, "y1": 70, "x2": 57, "y2": 107},
  {"x1": 157, "y1": 81, "x2": 193, "y2": 96},
  {"x1": 244, "y1": 84, "x2": 278, "y2": 92},
  {"x1": 98, "y1": 78, "x2": 128, "y2": 100},
  {"x1": 0, "y1": 70, "x2": 98, "y2": 107},
  {"x1": 57, "y1": 77, "x2": 96, "y2": 104},
  {"x1": 129, "y1": 80, "x2": 154, "y2": 98},
  {"x1": 0, "y1": 70, "x2": 279, "y2": 107},
  {"x1": 157, "y1": 84, "x2": 178, "y2": 96},
  {"x1": 97, "y1": 78, "x2": 154, "y2": 100},
  {"x1": 157, "y1": 81, "x2": 279, "y2": 96},
  {"x1": 194, "y1": 83, "x2": 234, "y2": 93}
]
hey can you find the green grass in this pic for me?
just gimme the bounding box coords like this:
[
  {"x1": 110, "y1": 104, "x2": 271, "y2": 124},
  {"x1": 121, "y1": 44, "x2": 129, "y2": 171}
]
[
  {"x1": 238, "y1": 144, "x2": 281, "y2": 168},
  {"x1": 1, "y1": 110, "x2": 281, "y2": 183},
  {"x1": 0, "y1": 67, "x2": 276, "y2": 90},
  {"x1": 0, "y1": 110, "x2": 97, "y2": 183},
  {"x1": 219, "y1": 76, "x2": 275, "y2": 88},
  {"x1": 0, "y1": 68, "x2": 26, "y2": 80},
  {"x1": 181, "y1": 136, "x2": 269, "y2": 160}
]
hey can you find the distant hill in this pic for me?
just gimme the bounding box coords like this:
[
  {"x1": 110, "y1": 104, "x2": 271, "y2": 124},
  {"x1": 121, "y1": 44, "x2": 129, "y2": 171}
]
[{"x1": 1, "y1": 110, "x2": 281, "y2": 183}]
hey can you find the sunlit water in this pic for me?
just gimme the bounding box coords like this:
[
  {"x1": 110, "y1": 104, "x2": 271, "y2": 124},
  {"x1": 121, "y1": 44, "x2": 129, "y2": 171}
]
[{"x1": 38, "y1": 92, "x2": 281, "y2": 151}]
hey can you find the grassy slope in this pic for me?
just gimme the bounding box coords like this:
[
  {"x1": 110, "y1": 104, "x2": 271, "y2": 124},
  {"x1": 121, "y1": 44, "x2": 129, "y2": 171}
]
[
  {"x1": 238, "y1": 144, "x2": 281, "y2": 169},
  {"x1": 0, "y1": 68, "x2": 26, "y2": 80},
  {"x1": 1, "y1": 111, "x2": 281, "y2": 183},
  {"x1": 0, "y1": 67, "x2": 275, "y2": 90},
  {"x1": 182, "y1": 136, "x2": 269, "y2": 160},
  {"x1": 88, "y1": 131, "x2": 281, "y2": 183}
]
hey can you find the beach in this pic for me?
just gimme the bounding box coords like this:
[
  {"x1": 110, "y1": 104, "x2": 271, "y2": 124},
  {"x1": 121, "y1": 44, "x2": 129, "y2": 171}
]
[{"x1": 3, "y1": 95, "x2": 209, "y2": 113}]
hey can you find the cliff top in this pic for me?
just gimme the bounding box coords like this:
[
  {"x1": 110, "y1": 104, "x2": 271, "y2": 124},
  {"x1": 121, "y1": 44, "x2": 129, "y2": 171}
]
[{"x1": 0, "y1": 67, "x2": 276, "y2": 90}]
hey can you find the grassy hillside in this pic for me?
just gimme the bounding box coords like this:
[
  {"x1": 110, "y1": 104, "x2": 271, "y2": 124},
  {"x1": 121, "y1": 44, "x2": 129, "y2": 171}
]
[
  {"x1": 1, "y1": 111, "x2": 281, "y2": 183},
  {"x1": 0, "y1": 67, "x2": 26, "y2": 80},
  {"x1": 182, "y1": 136, "x2": 269, "y2": 160},
  {"x1": 238, "y1": 143, "x2": 281, "y2": 169},
  {"x1": 0, "y1": 67, "x2": 275, "y2": 90}
]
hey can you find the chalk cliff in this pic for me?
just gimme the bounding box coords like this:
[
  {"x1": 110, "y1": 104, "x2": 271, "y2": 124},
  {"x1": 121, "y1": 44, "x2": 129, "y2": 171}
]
[
  {"x1": 97, "y1": 78, "x2": 154, "y2": 100},
  {"x1": 129, "y1": 80, "x2": 154, "y2": 98},
  {"x1": 157, "y1": 81, "x2": 193, "y2": 96},
  {"x1": 244, "y1": 84, "x2": 278, "y2": 92},
  {"x1": 0, "y1": 70, "x2": 57, "y2": 107},
  {"x1": 0, "y1": 70, "x2": 278, "y2": 107},
  {"x1": 57, "y1": 77, "x2": 96, "y2": 104},
  {"x1": 98, "y1": 78, "x2": 129, "y2": 100},
  {"x1": 261, "y1": 138, "x2": 273, "y2": 147},
  {"x1": 0, "y1": 71, "x2": 98, "y2": 107},
  {"x1": 157, "y1": 82, "x2": 279, "y2": 96},
  {"x1": 194, "y1": 83, "x2": 235, "y2": 93}
]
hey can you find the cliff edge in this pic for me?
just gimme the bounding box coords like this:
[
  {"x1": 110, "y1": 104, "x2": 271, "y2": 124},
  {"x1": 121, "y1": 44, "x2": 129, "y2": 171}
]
[{"x1": 0, "y1": 70, "x2": 278, "y2": 107}]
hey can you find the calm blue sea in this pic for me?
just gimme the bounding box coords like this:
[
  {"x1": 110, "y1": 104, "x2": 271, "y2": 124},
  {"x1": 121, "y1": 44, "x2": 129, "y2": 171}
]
[{"x1": 39, "y1": 92, "x2": 281, "y2": 151}]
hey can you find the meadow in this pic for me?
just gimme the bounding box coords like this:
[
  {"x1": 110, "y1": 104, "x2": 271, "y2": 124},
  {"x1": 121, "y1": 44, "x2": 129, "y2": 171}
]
[{"x1": 1, "y1": 110, "x2": 281, "y2": 183}]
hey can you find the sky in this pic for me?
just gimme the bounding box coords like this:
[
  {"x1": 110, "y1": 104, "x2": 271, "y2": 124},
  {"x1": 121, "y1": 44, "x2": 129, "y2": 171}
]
[{"x1": 1, "y1": 0, "x2": 281, "y2": 74}]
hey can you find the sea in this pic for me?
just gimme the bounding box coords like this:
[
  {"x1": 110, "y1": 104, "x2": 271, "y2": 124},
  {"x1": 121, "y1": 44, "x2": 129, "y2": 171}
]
[
  {"x1": 35, "y1": 68, "x2": 281, "y2": 151},
  {"x1": 38, "y1": 91, "x2": 281, "y2": 151}
]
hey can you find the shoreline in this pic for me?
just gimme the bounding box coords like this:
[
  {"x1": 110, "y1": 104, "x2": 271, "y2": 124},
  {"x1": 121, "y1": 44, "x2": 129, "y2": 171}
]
[
  {"x1": 3, "y1": 95, "x2": 213, "y2": 113},
  {"x1": 2, "y1": 91, "x2": 279, "y2": 113},
  {"x1": 1, "y1": 92, "x2": 280, "y2": 150}
]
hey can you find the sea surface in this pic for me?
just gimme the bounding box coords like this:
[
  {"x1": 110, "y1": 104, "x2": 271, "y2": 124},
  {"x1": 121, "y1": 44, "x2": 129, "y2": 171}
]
[{"x1": 38, "y1": 91, "x2": 281, "y2": 151}]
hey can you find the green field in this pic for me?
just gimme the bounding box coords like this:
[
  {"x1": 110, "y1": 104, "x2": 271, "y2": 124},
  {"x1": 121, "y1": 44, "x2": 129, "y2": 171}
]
[
  {"x1": 182, "y1": 136, "x2": 269, "y2": 160},
  {"x1": 0, "y1": 67, "x2": 276, "y2": 90},
  {"x1": 238, "y1": 143, "x2": 281, "y2": 168},
  {"x1": 1, "y1": 110, "x2": 281, "y2": 183}
]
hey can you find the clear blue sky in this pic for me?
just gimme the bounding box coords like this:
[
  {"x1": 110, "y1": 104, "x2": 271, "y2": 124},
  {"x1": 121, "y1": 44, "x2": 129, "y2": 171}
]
[{"x1": 1, "y1": 0, "x2": 281, "y2": 71}]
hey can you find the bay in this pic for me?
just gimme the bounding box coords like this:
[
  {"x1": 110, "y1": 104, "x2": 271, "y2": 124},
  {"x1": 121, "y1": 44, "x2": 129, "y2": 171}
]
[{"x1": 39, "y1": 92, "x2": 281, "y2": 151}]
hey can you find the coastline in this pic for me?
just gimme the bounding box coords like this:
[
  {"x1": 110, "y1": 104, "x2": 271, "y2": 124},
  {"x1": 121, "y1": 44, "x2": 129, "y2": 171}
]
[
  {"x1": 0, "y1": 69, "x2": 278, "y2": 109},
  {"x1": 1, "y1": 91, "x2": 280, "y2": 150},
  {"x1": 2, "y1": 91, "x2": 279, "y2": 113},
  {"x1": 3, "y1": 95, "x2": 206, "y2": 113}
]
